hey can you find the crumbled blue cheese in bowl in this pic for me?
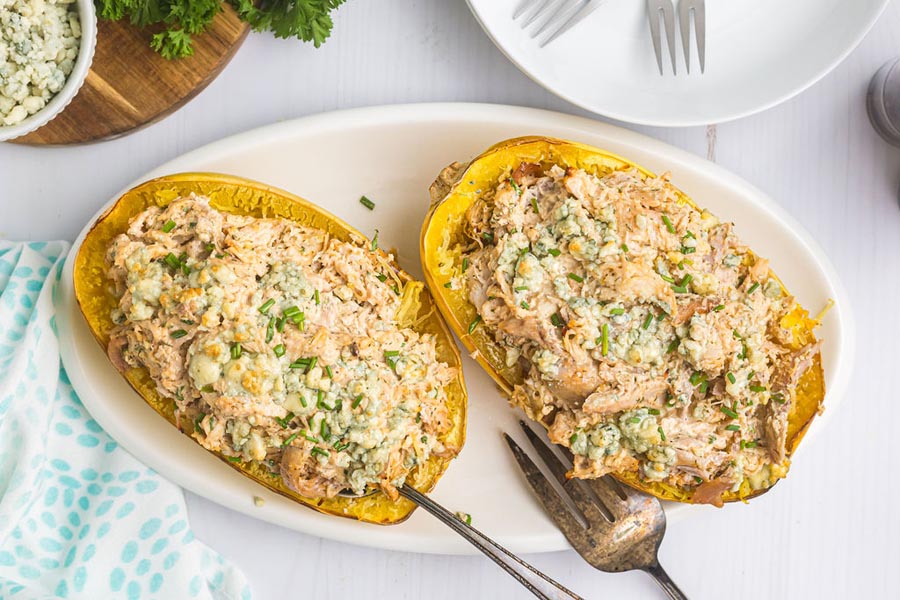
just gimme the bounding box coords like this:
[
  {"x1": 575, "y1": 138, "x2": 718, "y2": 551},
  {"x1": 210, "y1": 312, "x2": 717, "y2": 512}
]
[
  {"x1": 0, "y1": 0, "x2": 81, "y2": 126},
  {"x1": 105, "y1": 196, "x2": 458, "y2": 502}
]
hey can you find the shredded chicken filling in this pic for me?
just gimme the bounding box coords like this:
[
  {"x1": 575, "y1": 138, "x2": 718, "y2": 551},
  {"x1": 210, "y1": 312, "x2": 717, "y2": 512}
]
[
  {"x1": 460, "y1": 163, "x2": 817, "y2": 497},
  {"x1": 106, "y1": 196, "x2": 456, "y2": 500}
]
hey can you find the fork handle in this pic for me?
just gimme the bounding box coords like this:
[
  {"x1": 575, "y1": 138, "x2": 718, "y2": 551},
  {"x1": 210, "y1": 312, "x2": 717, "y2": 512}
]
[{"x1": 643, "y1": 562, "x2": 689, "y2": 600}]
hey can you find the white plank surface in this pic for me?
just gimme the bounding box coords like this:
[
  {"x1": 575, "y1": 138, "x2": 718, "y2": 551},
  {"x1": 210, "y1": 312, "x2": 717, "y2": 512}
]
[{"x1": 2, "y1": 0, "x2": 899, "y2": 598}]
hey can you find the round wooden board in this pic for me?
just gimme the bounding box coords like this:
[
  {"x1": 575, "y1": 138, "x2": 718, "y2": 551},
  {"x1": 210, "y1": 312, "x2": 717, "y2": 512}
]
[{"x1": 14, "y1": 5, "x2": 249, "y2": 146}]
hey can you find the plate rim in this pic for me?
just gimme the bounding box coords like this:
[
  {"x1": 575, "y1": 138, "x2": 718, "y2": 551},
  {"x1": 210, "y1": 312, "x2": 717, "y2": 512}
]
[
  {"x1": 57, "y1": 102, "x2": 855, "y2": 555},
  {"x1": 464, "y1": 0, "x2": 891, "y2": 126}
]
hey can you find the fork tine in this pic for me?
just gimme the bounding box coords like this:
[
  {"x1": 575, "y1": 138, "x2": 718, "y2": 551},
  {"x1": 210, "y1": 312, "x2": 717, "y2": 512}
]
[
  {"x1": 521, "y1": 0, "x2": 556, "y2": 28},
  {"x1": 517, "y1": 422, "x2": 618, "y2": 523},
  {"x1": 694, "y1": 0, "x2": 706, "y2": 73},
  {"x1": 538, "y1": 0, "x2": 599, "y2": 47},
  {"x1": 513, "y1": 0, "x2": 542, "y2": 20},
  {"x1": 504, "y1": 433, "x2": 591, "y2": 530},
  {"x1": 662, "y1": 1, "x2": 676, "y2": 75},
  {"x1": 646, "y1": 1, "x2": 664, "y2": 75},
  {"x1": 678, "y1": 0, "x2": 692, "y2": 74},
  {"x1": 531, "y1": 0, "x2": 580, "y2": 39}
]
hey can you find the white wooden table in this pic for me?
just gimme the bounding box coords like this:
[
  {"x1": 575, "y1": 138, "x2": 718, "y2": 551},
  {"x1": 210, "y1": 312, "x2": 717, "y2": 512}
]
[{"x1": 2, "y1": 1, "x2": 899, "y2": 598}]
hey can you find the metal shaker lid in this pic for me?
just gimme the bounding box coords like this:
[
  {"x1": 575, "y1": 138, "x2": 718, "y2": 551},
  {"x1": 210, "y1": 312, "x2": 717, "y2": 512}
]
[{"x1": 868, "y1": 57, "x2": 900, "y2": 147}]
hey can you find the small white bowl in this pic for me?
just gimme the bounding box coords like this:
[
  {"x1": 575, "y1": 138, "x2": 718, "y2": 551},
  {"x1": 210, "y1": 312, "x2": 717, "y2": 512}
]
[{"x1": 0, "y1": 0, "x2": 97, "y2": 142}]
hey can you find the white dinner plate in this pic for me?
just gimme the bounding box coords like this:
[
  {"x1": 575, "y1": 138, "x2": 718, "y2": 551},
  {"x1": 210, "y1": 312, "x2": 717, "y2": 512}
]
[
  {"x1": 57, "y1": 104, "x2": 853, "y2": 554},
  {"x1": 466, "y1": 0, "x2": 890, "y2": 126}
]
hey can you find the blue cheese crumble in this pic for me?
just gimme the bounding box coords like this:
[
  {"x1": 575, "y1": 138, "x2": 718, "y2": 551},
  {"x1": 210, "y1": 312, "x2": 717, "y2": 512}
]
[{"x1": 0, "y1": 0, "x2": 80, "y2": 125}]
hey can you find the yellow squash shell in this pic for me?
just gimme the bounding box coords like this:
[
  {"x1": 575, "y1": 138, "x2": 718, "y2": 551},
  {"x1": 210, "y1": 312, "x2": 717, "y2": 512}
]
[
  {"x1": 75, "y1": 173, "x2": 467, "y2": 524},
  {"x1": 420, "y1": 136, "x2": 824, "y2": 504}
]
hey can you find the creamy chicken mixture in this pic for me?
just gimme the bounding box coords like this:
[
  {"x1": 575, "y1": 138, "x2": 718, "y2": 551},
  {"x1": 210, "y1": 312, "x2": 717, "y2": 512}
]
[
  {"x1": 459, "y1": 163, "x2": 819, "y2": 502},
  {"x1": 106, "y1": 196, "x2": 456, "y2": 500}
]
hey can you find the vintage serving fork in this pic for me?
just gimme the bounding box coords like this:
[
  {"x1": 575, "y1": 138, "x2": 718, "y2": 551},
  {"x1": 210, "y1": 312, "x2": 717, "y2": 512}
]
[
  {"x1": 513, "y1": 0, "x2": 604, "y2": 47},
  {"x1": 504, "y1": 421, "x2": 688, "y2": 599},
  {"x1": 647, "y1": 0, "x2": 705, "y2": 75}
]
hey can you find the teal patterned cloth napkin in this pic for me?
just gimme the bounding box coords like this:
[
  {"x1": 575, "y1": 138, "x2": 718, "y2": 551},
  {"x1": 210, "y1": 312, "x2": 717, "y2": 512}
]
[{"x1": 0, "y1": 241, "x2": 252, "y2": 600}]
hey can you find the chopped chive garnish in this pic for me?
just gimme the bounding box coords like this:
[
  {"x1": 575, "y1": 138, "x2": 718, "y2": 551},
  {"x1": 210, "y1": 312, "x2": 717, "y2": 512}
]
[
  {"x1": 569, "y1": 433, "x2": 579, "y2": 445},
  {"x1": 384, "y1": 350, "x2": 400, "y2": 357},
  {"x1": 359, "y1": 196, "x2": 375, "y2": 210},
  {"x1": 694, "y1": 476, "x2": 703, "y2": 484},
  {"x1": 265, "y1": 317, "x2": 275, "y2": 343},
  {"x1": 747, "y1": 282, "x2": 760, "y2": 294},
  {"x1": 227, "y1": 456, "x2": 242, "y2": 463},
  {"x1": 726, "y1": 372, "x2": 736, "y2": 384},
  {"x1": 726, "y1": 424, "x2": 741, "y2": 431},
  {"x1": 420, "y1": 436, "x2": 428, "y2": 443},
  {"x1": 547, "y1": 248, "x2": 561, "y2": 257},
  {"x1": 283, "y1": 306, "x2": 300, "y2": 317},
  {"x1": 273, "y1": 344, "x2": 285, "y2": 357},
  {"x1": 230, "y1": 343, "x2": 242, "y2": 360},
  {"x1": 698, "y1": 381, "x2": 709, "y2": 395},
  {"x1": 662, "y1": 214, "x2": 676, "y2": 233},
  {"x1": 689, "y1": 371, "x2": 705, "y2": 386},
  {"x1": 509, "y1": 178, "x2": 522, "y2": 195},
  {"x1": 171, "y1": 329, "x2": 188, "y2": 339},
  {"x1": 289, "y1": 358, "x2": 310, "y2": 370},
  {"x1": 733, "y1": 330, "x2": 742, "y2": 339},
  {"x1": 666, "y1": 339, "x2": 679, "y2": 354},
  {"x1": 514, "y1": 285, "x2": 529, "y2": 291},
  {"x1": 352, "y1": 395, "x2": 364, "y2": 409},
  {"x1": 307, "y1": 356, "x2": 318, "y2": 370},
  {"x1": 275, "y1": 317, "x2": 286, "y2": 332},
  {"x1": 259, "y1": 299, "x2": 275, "y2": 314},
  {"x1": 551, "y1": 313, "x2": 565, "y2": 328},
  {"x1": 610, "y1": 308, "x2": 625, "y2": 315},
  {"x1": 201, "y1": 384, "x2": 214, "y2": 393},
  {"x1": 443, "y1": 282, "x2": 452, "y2": 288},
  {"x1": 683, "y1": 231, "x2": 695, "y2": 239},
  {"x1": 531, "y1": 197, "x2": 540, "y2": 214},
  {"x1": 482, "y1": 232, "x2": 494, "y2": 244},
  {"x1": 325, "y1": 365, "x2": 333, "y2": 379},
  {"x1": 648, "y1": 408, "x2": 660, "y2": 415},
  {"x1": 391, "y1": 284, "x2": 400, "y2": 295},
  {"x1": 567, "y1": 273, "x2": 584, "y2": 283},
  {"x1": 720, "y1": 405, "x2": 739, "y2": 419},
  {"x1": 520, "y1": 301, "x2": 530, "y2": 309},
  {"x1": 374, "y1": 273, "x2": 388, "y2": 283},
  {"x1": 162, "y1": 220, "x2": 176, "y2": 233},
  {"x1": 681, "y1": 246, "x2": 696, "y2": 254},
  {"x1": 371, "y1": 230, "x2": 379, "y2": 251},
  {"x1": 747, "y1": 371, "x2": 755, "y2": 380},
  {"x1": 313, "y1": 289, "x2": 320, "y2": 305},
  {"x1": 462, "y1": 258, "x2": 469, "y2": 272},
  {"x1": 642, "y1": 314, "x2": 653, "y2": 330},
  {"x1": 164, "y1": 253, "x2": 181, "y2": 269},
  {"x1": 301, "y1": 430, "x2": 317, "y2": 442},
  {"x1": 658, "y1": 427, "x2": 666, "y2": 442},
  {"x1": 275, "y1": 412, "x2": 295, "y2": 428},
  {"x1": 660, "y1": 274, "x2": 675, "y2": 283},
  {"x1": 333, "y1": 442, "x2": 349, "y2": 452},
  {"x1": 713, "y1": 304, "x2": 725, "y2": 312},
  {"x1": 282, "y1": 433, "x2": 299, "y2": 447},
  {"x1": 772, "y1": 393, "x2": 785, "y2": 404},
  {"x1": 749, "y1": 385, "x2": 767, "y2": 393},
  {"x1": 621, "y1": 243, "x2": 629, "y2": 253},
  {"x1": 320, "y1": 420, "x2": 330, "y2": 441},
  {"x1": 627, "y1": 416, "x2": 641, "y2": 424},
  {"x1": 468, "y1": 316, "x2": 482, "y2": 334},
  {"x1": 311, "y1": 447, "x2": 330, "y2": 458},
  {"x1": 657, "y1": 312, "x2": 666, "y2": 321},
  {"x1": 741, "y1": 440, "x2": 758, "y2": 449},
  {"x1": 601, "y1": 323, "x2": 609, "y2": 356}
]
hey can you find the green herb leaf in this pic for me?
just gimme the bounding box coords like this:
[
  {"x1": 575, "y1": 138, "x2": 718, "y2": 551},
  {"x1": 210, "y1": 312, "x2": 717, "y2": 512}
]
[
  {"x1": 359, "y1": 195, "x2": 375, "y2": 210},
  {"x1": 162, "y1": 220, "x2": 176, "y2": 233}
]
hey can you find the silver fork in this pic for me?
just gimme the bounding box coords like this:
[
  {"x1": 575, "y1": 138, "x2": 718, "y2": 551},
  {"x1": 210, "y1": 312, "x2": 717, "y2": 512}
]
[
  {"x1": 647, "y1": 0, "x2": 705, "y2": 75},
  {"x1": 504, "y1": 421, "x2": 688, "y2": 599},
  {"x1": 513, "y1": 0, "x2": 604, "y2": 47}
]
